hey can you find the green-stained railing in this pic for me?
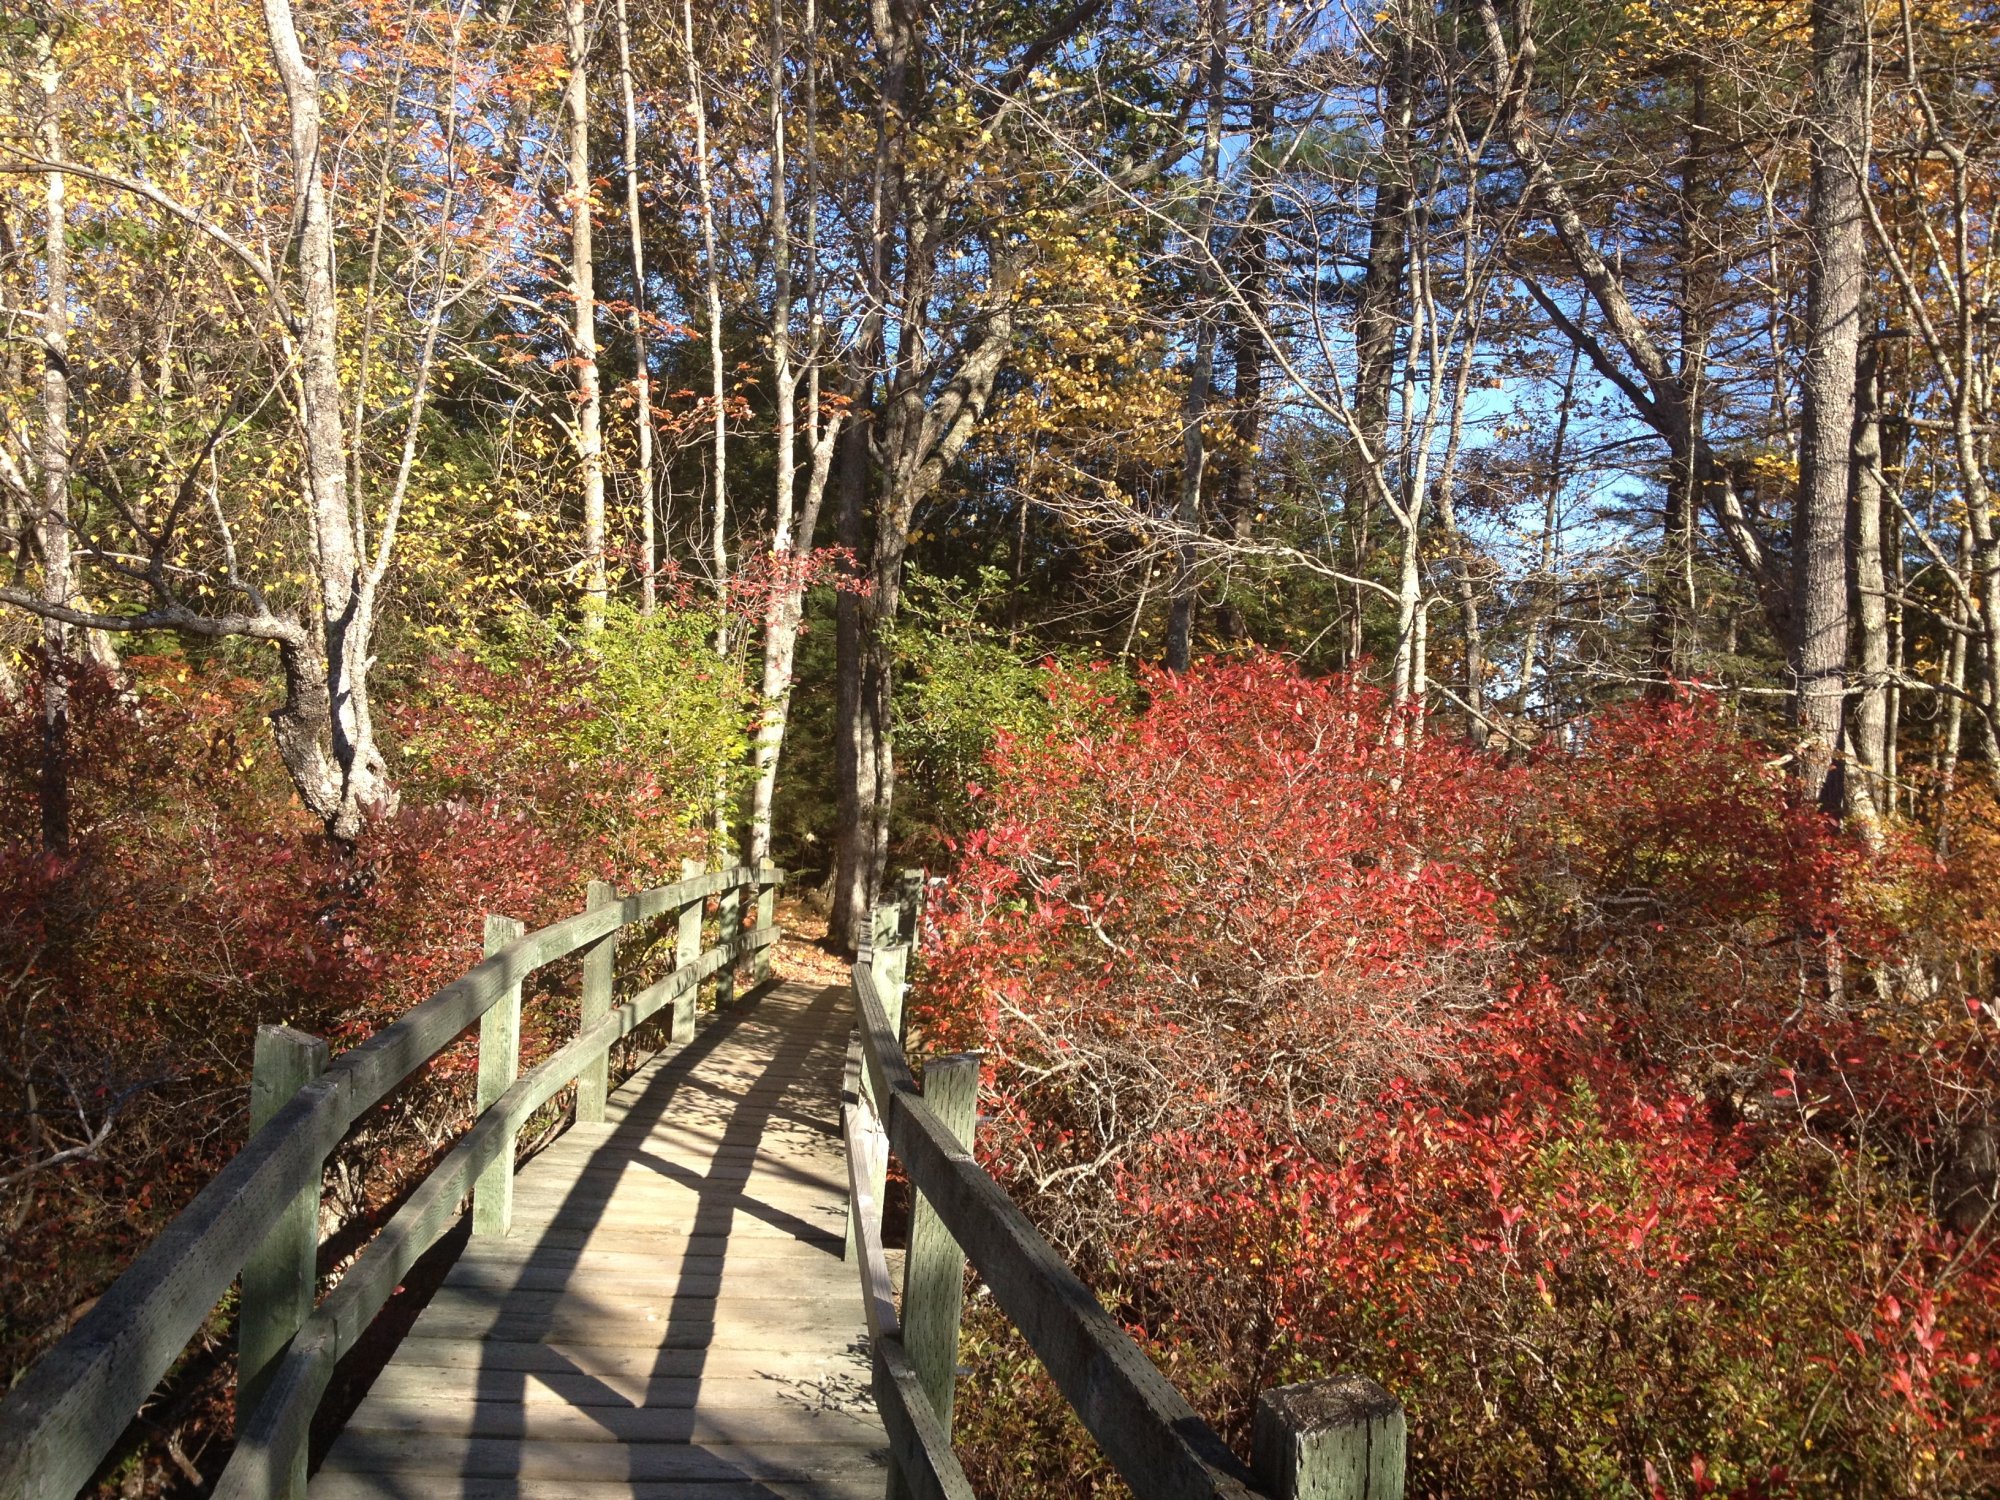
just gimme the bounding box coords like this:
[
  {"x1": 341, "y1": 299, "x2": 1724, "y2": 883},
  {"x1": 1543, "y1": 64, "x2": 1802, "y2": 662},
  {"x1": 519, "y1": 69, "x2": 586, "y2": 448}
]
[{"x1": 0, "y1": 862, "x2": 784, "y2": 1500}]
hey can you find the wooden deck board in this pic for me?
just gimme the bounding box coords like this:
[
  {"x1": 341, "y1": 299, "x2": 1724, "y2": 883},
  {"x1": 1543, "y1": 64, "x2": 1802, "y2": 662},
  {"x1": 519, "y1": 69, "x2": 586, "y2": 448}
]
[{"x1": 313, "y1": 981, "x2": 885, "y2": 1500}]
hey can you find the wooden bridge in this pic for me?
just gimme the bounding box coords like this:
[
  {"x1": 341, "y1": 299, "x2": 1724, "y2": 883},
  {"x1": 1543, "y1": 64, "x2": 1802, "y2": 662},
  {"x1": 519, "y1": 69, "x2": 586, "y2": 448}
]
[{"x1": 0, "y1": 867, "x2": 1406, "y2": 1500}]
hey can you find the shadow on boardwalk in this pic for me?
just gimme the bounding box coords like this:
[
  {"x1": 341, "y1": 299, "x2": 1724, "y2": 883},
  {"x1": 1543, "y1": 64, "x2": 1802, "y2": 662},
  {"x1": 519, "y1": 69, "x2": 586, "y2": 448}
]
[{"x1": 311, "y1": 980, "x2": 889, "y2": 1500}]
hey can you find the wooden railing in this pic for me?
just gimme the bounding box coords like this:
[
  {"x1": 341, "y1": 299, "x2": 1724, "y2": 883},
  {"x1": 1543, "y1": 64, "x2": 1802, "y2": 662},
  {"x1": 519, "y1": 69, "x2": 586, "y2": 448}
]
[
  {"x1": 0, "y1": 861, "x2": 785, "y2": 1500},
  {"x1": 843, "y1": 885, "x2": 1408, "y2": 1500}
]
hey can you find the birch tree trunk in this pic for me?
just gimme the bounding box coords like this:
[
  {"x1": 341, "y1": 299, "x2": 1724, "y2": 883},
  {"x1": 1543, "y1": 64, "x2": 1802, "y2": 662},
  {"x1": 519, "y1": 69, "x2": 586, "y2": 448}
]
[
  {"x1": 615, "y1": 0, "x2": 654, "y2": 614},
  {"x1": 1848, "y1": 339, "x2": 1890, "y2": 837},
  {"x1": 263, "y1": 0, "x2": 392, "y2": 840},
  {"x1": 747, "y1": 0, "x2": 843, "y2": 866},
  {"x1": 567, "y1": 0, "x2": 607, "y2": 634},
  {"x1": 682, "y1": 0, "x2": 728, "y2": 613},
  {"x1": 682, "y1": 0, "x2": 734, "y2": 852}
]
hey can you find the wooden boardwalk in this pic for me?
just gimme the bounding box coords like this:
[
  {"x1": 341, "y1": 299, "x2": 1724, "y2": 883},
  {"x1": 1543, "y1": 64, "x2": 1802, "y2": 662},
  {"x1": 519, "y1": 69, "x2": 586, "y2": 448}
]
[{"x1": 312, "y1": 980, "x2": 891, "y2": 1500}]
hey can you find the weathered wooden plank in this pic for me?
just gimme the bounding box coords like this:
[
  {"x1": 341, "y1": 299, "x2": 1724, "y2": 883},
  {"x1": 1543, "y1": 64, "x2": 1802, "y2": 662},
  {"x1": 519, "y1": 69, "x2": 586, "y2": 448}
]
[
  {"x1": 403, "y1": 1304, "x2": 863, "y2": 1349},
  {"x1": 311, "y1": 1475, "x2": 888, "y2": 1500},
  {"x1": 852, "y1": 964, "x2": 918, "y2": 1113},
  {"x1": 504, "y1": 1169, "x2": 847, "y2": 1202},
  {"x1": 341, "y1": 1393, "x2": 885, "y2": 1445},
  {"x1": 848, "y1": 931, "x2": 909, "y2": 1263},
  {"x1": 413, "y1": 1283, "x2": 866, "y2": 1321},
  {"x1": 444, "y1": 1249, "x2": 838, "y2": 1295},
  {"x1": 454, "y1": 1232, "x2": 844, "y2": 1272},
  {"x1": 314, "y1": 1481, "x2": 865, "y2": 1500},
  {"x1": 529, "y1": 1152, "x2": 846, "y2": 1191},
  {"x1": 319, "y1": 1433, "x2": 889, "y2": 1484},
  {"x1": 359, "y1": 1365, "x2": 872, "y2": 1411},
  {"x1": 375, "y1": 1336, "x2": 869, "y2": 1383},
  {"x1": 455, "y1": 1220, "x2": 847, "y2": 1256}
]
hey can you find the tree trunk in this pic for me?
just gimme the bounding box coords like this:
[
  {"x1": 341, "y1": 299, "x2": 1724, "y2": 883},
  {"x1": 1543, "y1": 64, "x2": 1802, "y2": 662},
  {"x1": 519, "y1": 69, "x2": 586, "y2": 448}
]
[
  {"x1": 1391, "y1": 500, "x2": 1424, "y2": 707},
  {"x1": 1847, "y1": 339, "x2": 1890, "y2": 836},
  {"x1": 1167, "y1": 0, "x2": 1227, "y2": 673},
  {"x1": 1515, "y1": 334, "x2": 1579, "y2": 717},
  {"x1": 567, "y1": 0, "x2": 606, "y2": 633},
  {"x1": 263, "y1": 0, "x2": 391, "y2": 841},
  {"x1": 683, "y1": 0, "x2": 728, "y2": 614},
  {"x1": 830, "y1": 410, "x2": 876, "y2": 945},
  {"x1": 1349, "y1": 38, "x2": 1407, "y2": 665},
  {"x1": 1656, "y1": 72, "x2": 1717, "y2": 684},
  {"x1": 1436, "y1": 483, "x2": 1485, "y2": 746},
  {"x1": 34, "y1": 26, "x2": 72, "y2": 855},
  {"x1": 682, "y1": 0, "x2": 734, "y2": 852},
  {"x1": 614, "y1": 0, "x2": 655, "y2": 614},
  {"x1": 747, "y1": 0, "x2": 844, "y2": 868},
  {"x1": 1792, "y1": 0, "x2": 1868, "y2": 811}
]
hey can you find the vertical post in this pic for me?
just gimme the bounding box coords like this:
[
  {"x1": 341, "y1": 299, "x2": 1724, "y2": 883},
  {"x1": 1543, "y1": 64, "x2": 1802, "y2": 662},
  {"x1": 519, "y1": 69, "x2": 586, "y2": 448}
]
[
  {"x1": 847, "y1": 903, "x2": 910, "y2": 1261},
  {"x1": 752, "y1": 859, "x2": 777, "y2": 986},
  {"x1": 895, "y1": 867, "x2": 925, "y2": 950},
  {"x1": 676, "y1": 857, "x2": 704, "y2": 1038},
  {"x1": 239, "y1": 1023, "x2": 329, "y2": 1486},
  {"x1": 1253, "y1": 1377, "x2": 1406, "y2": 1500},
  {"x1": 473, "y1": 913, "x2": 525, "y2": 1237},
  {"x1": 677, "y1": 857, "x2": 704, "y2": 964},
  {"x1": 717, "y1": 871, "x2": 742, "y2": 1009},
  {"x1": 579, "y1": 880, "x2": 618, "y2": 1124},
  {"x1": 902, "y1": 1051, "x2": 980, "y2": 1428}
]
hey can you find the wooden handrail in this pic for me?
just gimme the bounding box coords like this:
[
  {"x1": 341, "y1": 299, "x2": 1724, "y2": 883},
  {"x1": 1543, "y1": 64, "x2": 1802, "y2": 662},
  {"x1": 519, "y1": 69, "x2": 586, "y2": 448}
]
[
  {"x1": 847, "y1": 890, "x2": 1408, "y2": 1500},
  {"x1": 0, "y1": 864, "x2": 783, "y2": 1500},
  {"x1": 853, "y1": 962, "x2": 1262, "y2": 1500},
  {"x1": 840, "y1": 1041, "x2": 976, "y2": 1500}
]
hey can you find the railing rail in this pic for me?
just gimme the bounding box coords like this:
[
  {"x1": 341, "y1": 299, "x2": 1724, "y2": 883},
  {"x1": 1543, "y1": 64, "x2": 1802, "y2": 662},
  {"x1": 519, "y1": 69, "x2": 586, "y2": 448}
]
[
  {"x1": 845, "y1": 884, "x2": 1407, "y2": 1500},
  {"x1": 0, "y1": 861, "x2": 784, "y2": 1500}
]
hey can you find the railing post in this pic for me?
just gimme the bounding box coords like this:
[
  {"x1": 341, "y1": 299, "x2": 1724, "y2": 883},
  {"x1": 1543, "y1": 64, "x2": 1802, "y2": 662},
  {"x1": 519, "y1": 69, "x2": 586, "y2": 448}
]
[
  {"x1": 1253, "y1": 1376, "x2": 1406, "y2": 1500},
  {"x1": 717, "y1": 872, "x2": 743, "y2": 1009},
  {"x1": 472, "y1": 913, "x2": 525, "y2": 1237},
  {"x1": 676, "y1": 857, "x2": 704, "y2": 1039},
  {"x1": 753, "y1": 860, "x2": 777, "y2": 986},
  {"x1": 579, "y1": 880, "x2": 618, "y2": 1124},
  {"x1": 239, "y1": 1023, "x2": 328, "y2": 1499},
  {"x1": 895, "y1": 867, "x2": 925, "y2": 951},
  {"x1": 902, "y1": 1051, "x2": 980, "y2": 1429},
  {"x1": 847, "y1": 903, "x2": 910, "y2": 1262}
]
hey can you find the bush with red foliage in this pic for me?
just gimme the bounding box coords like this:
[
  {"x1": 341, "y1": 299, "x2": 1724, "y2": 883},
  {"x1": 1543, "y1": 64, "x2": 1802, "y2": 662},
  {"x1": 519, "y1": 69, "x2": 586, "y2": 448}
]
[
  {"x1": 918, "y1": 657, "x2": 1998, "y2": 1499},
  {"x1": 0, "y1": 642, "x2": 712, "y2": 1489}
]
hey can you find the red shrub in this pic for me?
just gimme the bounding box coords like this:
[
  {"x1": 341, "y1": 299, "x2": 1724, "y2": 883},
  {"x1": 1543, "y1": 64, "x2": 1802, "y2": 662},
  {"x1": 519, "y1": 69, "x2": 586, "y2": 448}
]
[
  {"x1": 0, "y1": 644, "x2": 708, "y2": 1434},
  {"x1": 920, "y1": 657, "x2": 1998, "y2": 1498}
]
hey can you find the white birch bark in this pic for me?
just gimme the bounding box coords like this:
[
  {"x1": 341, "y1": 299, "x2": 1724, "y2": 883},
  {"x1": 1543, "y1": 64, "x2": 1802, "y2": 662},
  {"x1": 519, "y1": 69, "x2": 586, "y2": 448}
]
[{"x1": 567, "y1": 0, "x2": 608, "y2": 633}]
